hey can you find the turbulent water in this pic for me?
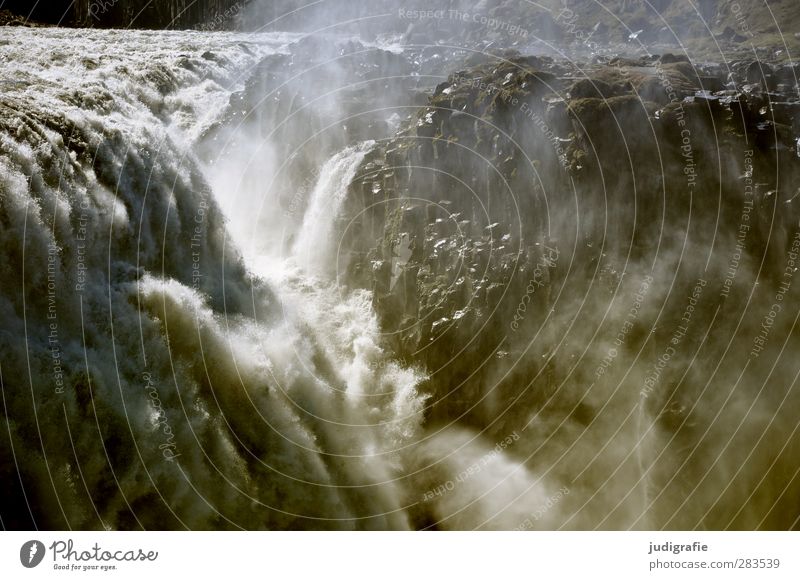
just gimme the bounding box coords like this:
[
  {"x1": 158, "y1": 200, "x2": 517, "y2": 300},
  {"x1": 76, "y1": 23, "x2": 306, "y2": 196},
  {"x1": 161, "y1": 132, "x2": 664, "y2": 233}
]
[
  {"x1": 293, "y1": 141, "x2": 374, "y2": 274},
  {"x1": 1, "y1": 27, "x2": 798, "y2": 531},
  {"x1": 0, "y1": 28, "x2": 429, "y2": 530}
]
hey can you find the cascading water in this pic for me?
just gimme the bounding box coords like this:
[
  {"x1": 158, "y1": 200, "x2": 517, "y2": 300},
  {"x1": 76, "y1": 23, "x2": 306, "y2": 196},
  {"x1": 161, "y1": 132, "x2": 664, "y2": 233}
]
[
  {"x1": 0, "y1": 28, "x2": 427, "y2": 530},
  {"x1": 292, "y1": 141, "x2": 374, "y2": 275},
  {"x1": 3, "y1": 20, "x2": 798, "y2": 533}
]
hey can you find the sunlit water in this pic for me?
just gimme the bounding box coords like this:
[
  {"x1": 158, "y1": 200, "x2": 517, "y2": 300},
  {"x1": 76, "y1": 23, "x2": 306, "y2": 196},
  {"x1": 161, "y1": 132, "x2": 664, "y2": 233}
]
[{"x1": 1, "y1": 27, "x2": 798, "y2": 531}]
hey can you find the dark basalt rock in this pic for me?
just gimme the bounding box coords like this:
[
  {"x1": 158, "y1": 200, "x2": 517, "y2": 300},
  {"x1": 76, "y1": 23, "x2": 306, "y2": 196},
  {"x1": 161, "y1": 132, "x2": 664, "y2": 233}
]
[
  {"x1": 568, "y1": 78, "x2": 631, "y2": 100},
  {"x1": 331, "y1": 50, "x2": 800, "y2": 432}
]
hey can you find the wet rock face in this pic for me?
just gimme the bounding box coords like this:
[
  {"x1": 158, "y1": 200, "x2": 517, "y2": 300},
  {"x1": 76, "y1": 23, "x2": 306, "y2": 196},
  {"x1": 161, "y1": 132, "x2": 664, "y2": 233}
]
[
  {"x1": 324, "y1": 50, "x2": 800, "y2": 528},
  {"x1": 336, "y1": 51, "x2": 800, "y2": 439}
]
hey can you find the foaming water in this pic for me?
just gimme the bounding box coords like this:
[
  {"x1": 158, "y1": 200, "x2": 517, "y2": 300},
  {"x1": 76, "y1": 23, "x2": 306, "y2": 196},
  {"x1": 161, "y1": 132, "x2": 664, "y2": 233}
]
[
  {"x1": 292, "y1": 141, "x2": 375, "y2": 274},
  {"x1": 0, "y1": 28, "x2": 426, "y2": 530},
  {"x1": 3, "y1": 26, "x2": 797, "y2": 532}
]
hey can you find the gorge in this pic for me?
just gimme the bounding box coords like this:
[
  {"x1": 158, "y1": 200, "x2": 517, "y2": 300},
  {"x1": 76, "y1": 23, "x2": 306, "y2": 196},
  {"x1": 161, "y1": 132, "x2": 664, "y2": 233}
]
[{"x1": 1, "y1": 0, "x2": 799, "y2": 531}]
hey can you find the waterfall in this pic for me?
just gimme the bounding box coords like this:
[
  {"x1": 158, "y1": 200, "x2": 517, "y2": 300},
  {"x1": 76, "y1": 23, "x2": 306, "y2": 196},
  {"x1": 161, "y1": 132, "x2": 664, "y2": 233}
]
[
  {"x1": 292, "y1": 141, "x2": 375, "y2": 276},
  {"x1": 0, "y1": 28, "x2": 424, "y2": 530},
  {"x1": 4, "y1": 20, "x2": 798, "y2": 533}
]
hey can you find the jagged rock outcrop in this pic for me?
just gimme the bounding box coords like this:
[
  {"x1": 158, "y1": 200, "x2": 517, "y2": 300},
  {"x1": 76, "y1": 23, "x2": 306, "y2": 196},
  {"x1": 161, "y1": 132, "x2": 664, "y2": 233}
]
[{"x1": 337, "y1": 51, "x2": 800, "y2": 439}]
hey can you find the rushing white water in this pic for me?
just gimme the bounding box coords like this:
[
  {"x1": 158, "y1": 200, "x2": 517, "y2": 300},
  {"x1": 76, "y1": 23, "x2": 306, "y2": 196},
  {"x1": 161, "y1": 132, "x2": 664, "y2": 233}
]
[
  {"x1": 0, "y1": 28, "x2": 428, "y2": 530},
  {"x1": 6, "y1": 26, "x2": 796, "y2": 532},
  {"x1": 293, "y1": 141, "x2": 374, "y2": 275}
]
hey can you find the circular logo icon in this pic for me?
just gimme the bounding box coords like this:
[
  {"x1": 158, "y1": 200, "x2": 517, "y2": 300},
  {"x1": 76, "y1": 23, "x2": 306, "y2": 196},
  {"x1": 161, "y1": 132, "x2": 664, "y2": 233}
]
[{"x1": 20, "y1": 540, "x2": 46, "y2": 568}]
